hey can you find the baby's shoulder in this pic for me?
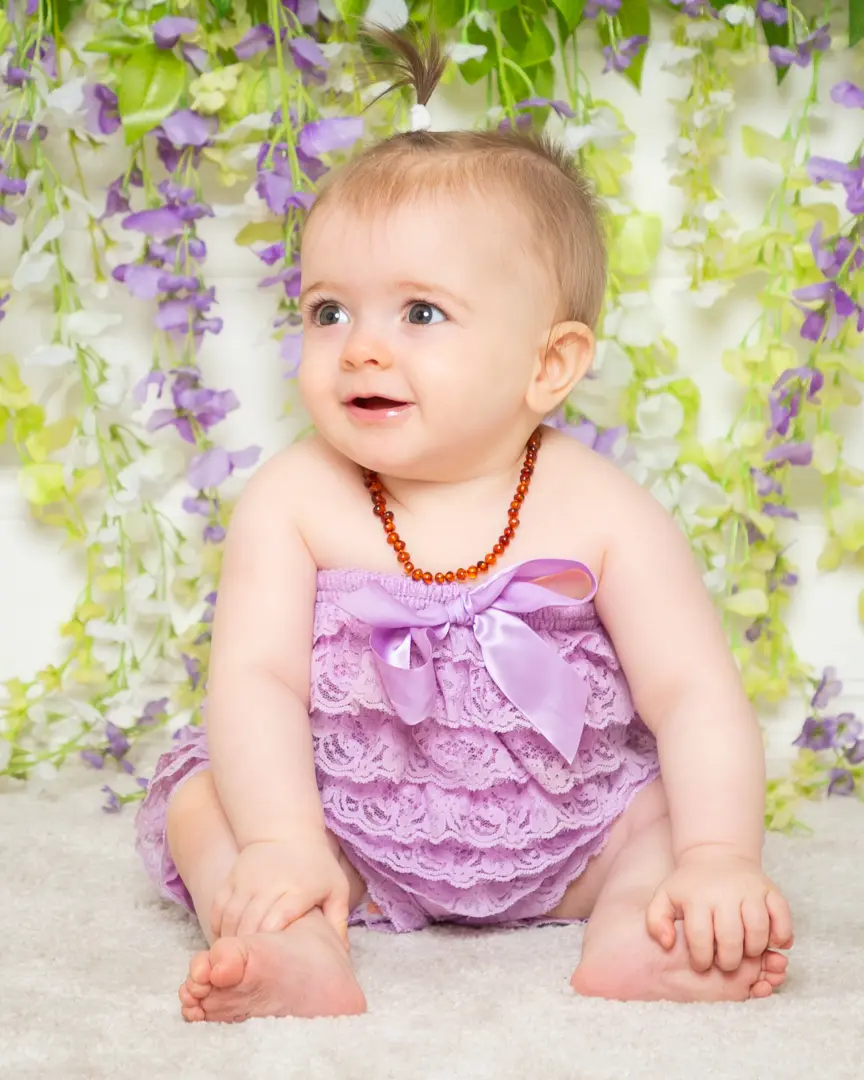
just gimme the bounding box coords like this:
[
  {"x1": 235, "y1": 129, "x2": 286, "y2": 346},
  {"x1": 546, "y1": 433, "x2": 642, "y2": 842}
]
[{"x1": 539, "y1": 426, "x2": 648, "y2": 512}]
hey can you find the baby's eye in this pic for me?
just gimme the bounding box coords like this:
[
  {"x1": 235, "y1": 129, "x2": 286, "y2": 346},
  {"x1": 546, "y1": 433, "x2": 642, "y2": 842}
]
[
  {"x1": 313, "y1": 302, "x2": 349, "y2": 326},
  {"x1": 406, "y1": 302, "x2": 446, "y2": 326}
]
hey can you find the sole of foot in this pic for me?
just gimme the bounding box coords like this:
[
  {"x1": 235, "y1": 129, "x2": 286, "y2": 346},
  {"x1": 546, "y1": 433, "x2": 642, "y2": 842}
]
[
  {"x1": 177, "y1": 910, "x2": 367, "y2": 1022},
  {"x1": 571, "y1": 921, "x2": 788, "y2": 1003}
]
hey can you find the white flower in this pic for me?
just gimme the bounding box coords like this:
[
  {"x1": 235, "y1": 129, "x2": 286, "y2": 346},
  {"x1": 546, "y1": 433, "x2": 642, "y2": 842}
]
[
  {"x1": 685, "y1": 20, "x2": 721, "y2": 41},
  {"x1": 562, "y1": 107, "x2": 623, "y2": 152},
  {"x1": 12, "y1": 251, "x2": 55, "y2": 290},
  {"x1": 636, "y1": 394, "x2": 685, "y2": 439},
  {"x1": 722, "y1": 3, "x2": 755, "y2": 26},
  {"x1": 689, "y1": 281, "x2": 732, "y2": 308},
  {"x1": 24, "y1": 343, "x2": 76, "y2": 367},
  {"x1": 604, "y1": 292, "x2": 664, "y2": 348},
  {"x1": 88, "y1": 619, "x2": 134, "y2": 644},
  {"x1": 449, "y1": 43, "x2": 487, "y2": 64},
  {"x1": 363, "y1": 0, "x2": 409, "y2": 30},
  {"x1": 64, "y1": 310, "x2": 123, "y2": 339}
]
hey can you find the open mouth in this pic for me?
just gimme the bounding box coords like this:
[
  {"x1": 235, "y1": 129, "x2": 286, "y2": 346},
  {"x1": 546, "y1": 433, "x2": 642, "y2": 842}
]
[{"x1": 349, "y1": 396, "x2": 410, "y2": 411}]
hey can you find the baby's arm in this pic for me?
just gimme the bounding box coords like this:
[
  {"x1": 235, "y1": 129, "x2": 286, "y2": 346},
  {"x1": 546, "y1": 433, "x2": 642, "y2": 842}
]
[
  {"x1": 591, "y1": 465, "x2": 793, "y2": 966},
  {"x1": 205, "y1": 446, "x2": 324, "y2": 847}
]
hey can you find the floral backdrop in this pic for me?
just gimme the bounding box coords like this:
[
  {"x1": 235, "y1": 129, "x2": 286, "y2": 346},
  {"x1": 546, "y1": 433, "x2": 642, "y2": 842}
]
[{"x1": 0, "y1": 0, "x2": 862, "y2": 829}]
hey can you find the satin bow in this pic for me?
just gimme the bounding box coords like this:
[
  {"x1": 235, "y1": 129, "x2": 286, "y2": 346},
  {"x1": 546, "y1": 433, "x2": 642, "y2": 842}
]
[{"x1": 336, "y1": 559, "x2": 597, "y2": 764}]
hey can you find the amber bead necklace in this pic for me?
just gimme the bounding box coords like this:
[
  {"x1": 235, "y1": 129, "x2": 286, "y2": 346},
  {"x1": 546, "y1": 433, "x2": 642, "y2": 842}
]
[{"x1": 362, "y1": 428, "x2": 542, "y2": 585}]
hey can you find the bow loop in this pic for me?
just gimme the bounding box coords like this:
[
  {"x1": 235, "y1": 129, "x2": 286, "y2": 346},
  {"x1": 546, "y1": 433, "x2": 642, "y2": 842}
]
[{"x1": 335, "y1": 559, "x2": 597, "y2": 763}]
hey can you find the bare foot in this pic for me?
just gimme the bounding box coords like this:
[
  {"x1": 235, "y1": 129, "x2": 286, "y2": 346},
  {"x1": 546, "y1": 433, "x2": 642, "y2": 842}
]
[
  {"x1": 177, "y1": 909, "x2": 366, "y2": 1022},
  {"x1": 570, "y1": 918, "x2": 788, "y2": 1003}
]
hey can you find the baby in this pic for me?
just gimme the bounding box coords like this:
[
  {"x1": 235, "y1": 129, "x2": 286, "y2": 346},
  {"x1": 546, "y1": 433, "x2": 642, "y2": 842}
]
[{"x1": 135, "y1": 34, "x2": 793, "y2": 1023}]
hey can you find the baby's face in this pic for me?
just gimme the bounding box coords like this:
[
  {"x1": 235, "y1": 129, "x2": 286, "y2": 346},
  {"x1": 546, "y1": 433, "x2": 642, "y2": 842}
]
[{"x1": 297, "y1": 192, "x2": 556, "y2": 479}]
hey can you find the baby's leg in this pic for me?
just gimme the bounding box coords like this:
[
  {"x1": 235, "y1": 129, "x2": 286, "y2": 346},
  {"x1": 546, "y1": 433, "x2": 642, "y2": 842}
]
[
  {"x1": 565, "y1": 787, "x2": 788, "y2": 1002},
  {"x1": 165, "y1": 768, "x2": 367, "y2": 1022}
]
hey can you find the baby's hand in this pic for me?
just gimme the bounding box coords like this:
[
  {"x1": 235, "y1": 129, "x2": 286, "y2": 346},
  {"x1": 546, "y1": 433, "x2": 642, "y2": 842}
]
[
  {"x1": 210, "y1": 834, "x2": 351, "y2": 948},
  {"x1": 646, "y1": 847, "x2": 794, "y2": 973}
]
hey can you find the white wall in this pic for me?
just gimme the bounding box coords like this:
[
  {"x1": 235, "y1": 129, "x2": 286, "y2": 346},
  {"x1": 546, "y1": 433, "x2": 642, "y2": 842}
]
[{"x1": 1, "y1": 23, "x2": 862, "y2": 766}]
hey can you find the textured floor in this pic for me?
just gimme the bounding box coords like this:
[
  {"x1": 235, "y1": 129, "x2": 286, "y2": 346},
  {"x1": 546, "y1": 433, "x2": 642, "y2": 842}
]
[{"x1": 3, "y1": 765, "x2": 862, "y2": 1080}]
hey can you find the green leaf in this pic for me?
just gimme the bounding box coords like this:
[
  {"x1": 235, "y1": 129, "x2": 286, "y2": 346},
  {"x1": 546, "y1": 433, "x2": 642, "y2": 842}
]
[
  {"x1": 758, "y1": 13, "x2": 792, "y2": 84},
  {"x1": 429, "y1": 0, "x2": 464, "y2": 29},
  {"x1": 518, "y1": 17, "x2": 555, "y2": 67},
  {"x1": 213, "y1": 0, "x2": 233, "y2": 16},
  {"x1": 335, "y1": 0, "x2": 368, "y2": 23},
  {"x1": 532, "y1": 58, "x2": 556, "y2": 99},
  {"x1": 48, "y1": 0, "x2": 86, "y2": 31},
  {"x1": 486, "y1": 0, "x2": 519, "y2": 10},
  {"x1": 117, "y1": 47, "x2": 186, "y2": 145},
  {"x1": 501, "y1": 7, "x2": 530, "y2": 52},
  {"x1": 246, "y1": 0, "x2": 271, "y2": 20},
  {"x1": 851, "y1": 0, "x2": 864, "y2": 46},
  {"x1": 611, "y1": 212, "x2": 662, "y2": 277},
  {"x1": 550, "y1": 0, "x2": 584, "y2": 32},
  {"x1": 724, "y1": 589, "x2": 769, "y2": 618},
  {"x1": 459, "y1": 23, "x2": 496, "y2": 84},
  {"x1": 617, "y1": 0, "x2": 649, "y2": 91},
  {"x1": 741, "y1": 125, "x2": 794, "y2": 170}
]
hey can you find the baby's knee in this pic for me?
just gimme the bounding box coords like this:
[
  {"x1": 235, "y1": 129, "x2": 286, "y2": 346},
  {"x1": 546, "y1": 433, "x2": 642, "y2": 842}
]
[{"x1": 166, "y1": 768, "x2": 219, "y2": 836}]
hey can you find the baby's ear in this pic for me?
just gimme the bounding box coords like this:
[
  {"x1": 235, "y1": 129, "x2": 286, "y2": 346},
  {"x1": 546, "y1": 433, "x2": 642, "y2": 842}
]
[{"x1": 526, "y1": 321, "x2": 595, "y2": 415}]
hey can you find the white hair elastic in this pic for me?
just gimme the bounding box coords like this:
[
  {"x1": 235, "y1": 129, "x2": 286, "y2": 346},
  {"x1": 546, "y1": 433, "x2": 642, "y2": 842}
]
[{"x1": 408, "y1": 103, "x2": 433, "y2": 132}]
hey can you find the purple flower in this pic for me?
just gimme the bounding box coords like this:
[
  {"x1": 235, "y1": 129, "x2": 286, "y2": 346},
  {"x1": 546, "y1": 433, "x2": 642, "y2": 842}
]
[
  {"x1": 159, "y1": 109, "x2": 216, "y2": 149},
  {"x1": 602, "y1": 35, "x2": 648, "y2": 74},
  {"x1": 4, "y1": 66, "x2": 30, "y2": 88},
  {"x1": 794, "y1": 716, "x2": 840, "y2": 751},
  {"x1": 83, "y1": 84, "x2": 120, "y2": 136},
  {"x1": 256, "y1": 170, "x2": 315, "y2": 215},
  {"x1": 831, "y1": 81, "x2": 864, "y2": 109},
  {"x1": 827, "y1": 769, "x2": 856, "y2": 796},
  {"x1": 152, "y1": 16, "x2": 198, "y2": 49},
  {"x1": 769, "y1": 24, "x2": 831, "y2": 68},
  {"x1": 105, "y1": 721, "x2": 131, "y2": 759},
  {"x1": 806, "y1": 156, "x2": 864, "y2": 217},
  {"x1": 181, "y1": 44, "x2": 209, "y2": 72},
  {"x1": 812, "y1": 666, "x2": 842, "y2": 709},
  {"x1": 122, "y1": 206, "x2": 186, "y2": 240},
  {"x1": 584, "y1": 0, "x2": 621, "y2": 15},
  {"x1": 847, "y1": 741, "x2": 864, "y2": 765},
  {"x1": 204, "y1": 524, "x2": 227, "y2": 544},
  {"x1": 136, "y1": 698, "x2": 169, "y2": 726},
  {"x1": 807, "y1": 222, "x2": 864, "y2": 280},
  {"x1": 764, "y1": 442, "x2": 813, "y2": 466},
  {"x1": 762, "y1": 503, "x2": 797, "y2": 519},
  {"x1": 281, "y1": 332, "x2": 303, "y2": 376},
  {"x1": 0, "y1": 293, "x2": 9, "y2": 321},
  {"x1": 235, "y1": 25, "x2": 282, "y2": 59},
  {"x1": 26, "y1": 35, "x2": 57, "y2": 78},
  {"x1": 298, "y1": 117, "x2": 364, "y2": 157},
  {"x1": 289, "y1": 36, "x2": 328, "y2": 71},
  {"x1": 80, "y1": 750, "x2": 105, "y2": 769},
  {"x1": 792, "y1": 280, "x2": 860, "y2": 341},
  {"x1": 261, "y1": 264, "x2": 303, "y2": 296},
  {"x1": 255, "y1": 242, "x2": 287, "y2": 266},
  {"x1": 751, "y1": 468, "x2": 782, "y2": 497},
  {"x1": 669, "y1": 0, "x2": 718, "y2": 16},
  {"x1": 147, "y1": 373, "x2": 239, "y2": 444},
  {"x1": 513, "y1": 97, "x2": 575, "y2": 119},
  {"x1": 101, "y1": 785, "x2": 121, "y2": 813},
  {"x1": 187, "y1": 445, "x2": 261, "y2": 489},
  {"x1": 547, "y1": 413, "x2": 626, "y2": 457},
  {"x1": 284, "y1": 0, "x2": 320, "y2": 24},
  {"x1": 133, "y1": 370, "x2": 167, "y2": 404},
  {"x1": 756, "y1": 0, "x2": 787, "y2": 24}
]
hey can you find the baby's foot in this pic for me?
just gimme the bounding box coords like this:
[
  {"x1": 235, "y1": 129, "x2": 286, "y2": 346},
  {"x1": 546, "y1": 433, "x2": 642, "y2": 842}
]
[
  {"x1": 178, "y1": 909, "x2": 366, "y2": 1022},
  {"x1": 571, "y1": 917, "x2": 788, "y2": 1003}
]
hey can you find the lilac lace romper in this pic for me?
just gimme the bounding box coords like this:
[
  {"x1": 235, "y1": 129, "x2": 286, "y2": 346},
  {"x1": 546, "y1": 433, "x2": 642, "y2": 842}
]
[{"x1": 135, "y1": 558, "x2": 660, "y2": 932}]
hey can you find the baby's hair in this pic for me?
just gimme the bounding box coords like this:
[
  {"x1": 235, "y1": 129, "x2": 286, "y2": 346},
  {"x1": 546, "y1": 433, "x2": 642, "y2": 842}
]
[{"x1": 305, "y1": 28, "x2": 608, "y2": 329}]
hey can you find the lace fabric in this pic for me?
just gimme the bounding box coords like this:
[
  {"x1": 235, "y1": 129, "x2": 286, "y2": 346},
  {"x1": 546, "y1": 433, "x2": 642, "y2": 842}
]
[{"x1": 134, "y1": 564, "x2": 660, "y2": 932}]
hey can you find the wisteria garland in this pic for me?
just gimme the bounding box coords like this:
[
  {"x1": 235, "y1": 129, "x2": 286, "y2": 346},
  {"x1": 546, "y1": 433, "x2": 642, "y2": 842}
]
[{"x1": 0, "y1": 0, "x2": 862, "y2": 828}]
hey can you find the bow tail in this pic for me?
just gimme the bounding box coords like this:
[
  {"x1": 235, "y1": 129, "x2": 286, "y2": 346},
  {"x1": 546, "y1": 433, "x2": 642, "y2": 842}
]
[{"x1": 475, "y1": 610, "x2": 588, "y2": 763}]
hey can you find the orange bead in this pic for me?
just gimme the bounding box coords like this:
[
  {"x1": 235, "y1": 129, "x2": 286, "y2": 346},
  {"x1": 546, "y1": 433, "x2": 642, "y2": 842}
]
[
  {"x1": 412, "y1": 569, "x2": 424, "y2": 581},
  {"x1": 384, "y1": 519, "x2": 396, "y2": 533},
  {"x1": 493, "y1": 543, "x2": 505, "y2": 555},
  {"x1": 477, "y1": 560, "x2": 488, "y2": 573},
  {"x1": 510, "y1": 500, "x2": 521, "y2": 513},
  {"x1": 397, "y1": 551, "x2": 411, "y2": 563},
  {"x1": 467, "y1": 566, "x2": 478, "y2": 579},
  {"x1": 382, "y1": 510, "x2": 394, "y2": 521},
  {"x1": 387, "y1": 532, "x2": 399, "y2": 545},
  {"x1": 517, "y1": 483, "x2": 528, "y2": 495},
  {"x1": 512, "y1": 491, "x2": 524, "y2": 503},
  {"x1": 435, "y1": 573, "x2": 445, "y2": 584},
  {"x1": 445, "y1": 572, "x2": 455, "y2": 583},
  {"x1": 508, "y1": 517, "x2": 520, "y2": 529},
  {"x1": 456, "y1": 569, "x2": 467, "y2": 581},
  {"x1": 503, "y1": 527, "x2": 514, "y2": 540},
  {"x1": 394, "y1": 540, "x2": 405, "y2": 552},
  {"x1": 403, "y1": 561, "x2": 414, "y2": 573},
  {"x1": 485, "y1": 553, "x2": 496, "y2": 565},
  {"x1": 372, "y1": 504, "x2": 384, "y2": 516},
  {"x1": 422, "y1": 572, "x2": 433, "y2": 584}
]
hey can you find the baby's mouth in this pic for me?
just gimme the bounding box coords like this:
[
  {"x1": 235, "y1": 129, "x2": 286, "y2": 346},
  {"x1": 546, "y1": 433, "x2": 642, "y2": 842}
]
[{"x1": 350, "y1": 396, "x2": 410, "y2": 410}]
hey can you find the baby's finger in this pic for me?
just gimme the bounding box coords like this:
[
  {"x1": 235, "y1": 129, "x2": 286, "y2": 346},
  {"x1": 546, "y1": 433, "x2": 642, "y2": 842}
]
[
  {"x1": 645, "y1": 889, "x2": 677, "y2": 950},
  {"x1": 259, "y1": 893, "x2": 312, "y2": 935},
  {"x1": 712, "y1": 904, "x2": 744, "y2": 972},
  {"x1": 236, "y1": 895, "x2": 278, "y2": 938},
  {"x1": 741, "y1": 897, "x2": 770, "y2": 958},
  {"x1": 209, "y1": 882, "x2": 233, "y2": 940},
  {"x1": 322, "y1": 889, "x2": 351, "y2": 951},
  {"x1": 683, "y1": 904, "x2": 715, "y2": 972},
  {"x1": 220, "y1": 894, "x2": 251, "y2": 940},
  {"x1": 766, "y1": 890, "x2": 794, "y2": 949}
]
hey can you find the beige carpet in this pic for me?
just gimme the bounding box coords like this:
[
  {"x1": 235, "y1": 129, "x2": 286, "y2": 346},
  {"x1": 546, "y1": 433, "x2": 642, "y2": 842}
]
[{"x1": 3, "y1": 765, "x2": 862, "y2": 1080}]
